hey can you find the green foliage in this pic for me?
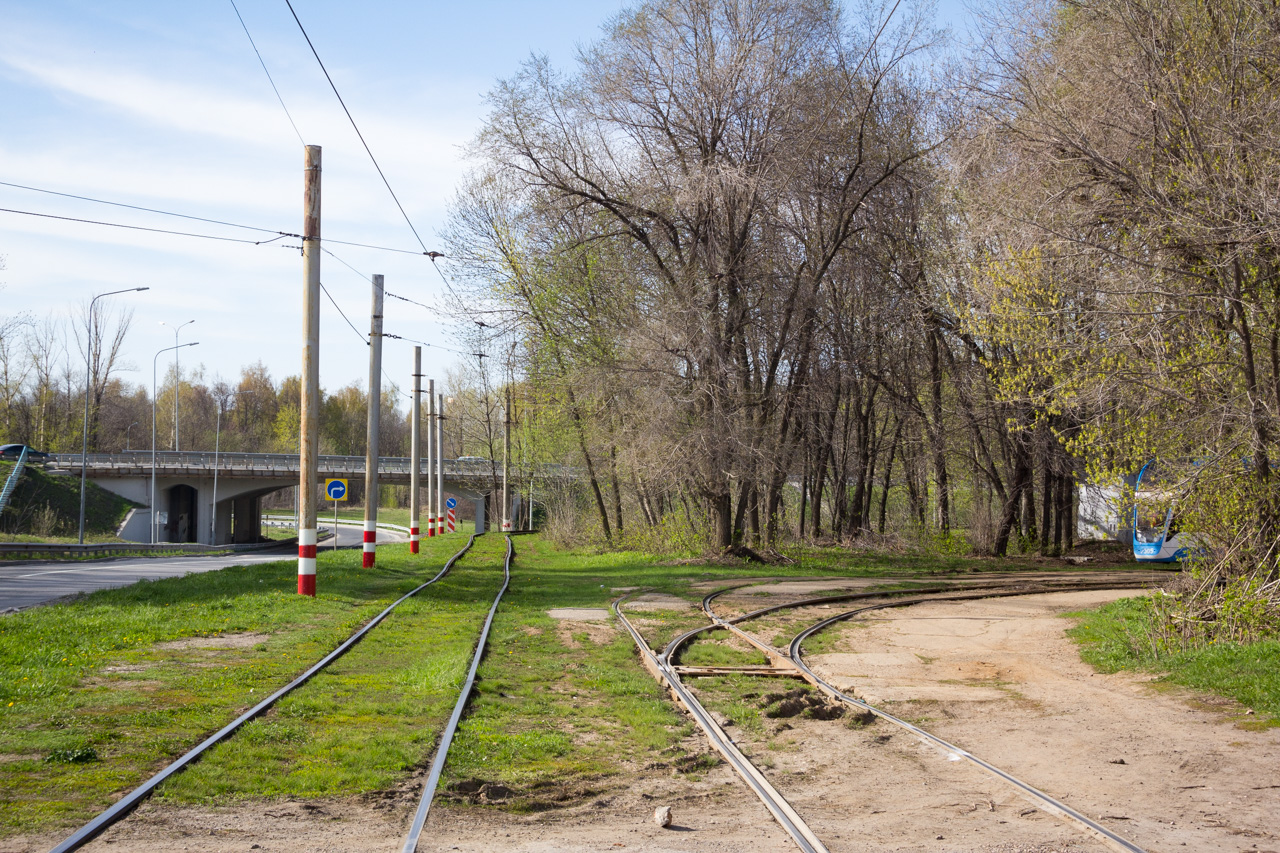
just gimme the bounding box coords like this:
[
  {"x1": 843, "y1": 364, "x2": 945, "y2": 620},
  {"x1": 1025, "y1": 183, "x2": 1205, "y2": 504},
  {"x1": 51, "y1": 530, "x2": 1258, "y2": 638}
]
[
  {"x1": 0, "y1": 464, "x2": 138, "y2": 537},
  {"x1": 0, "y1": 532, "x2": 482, "y2": 832},
  {"x1": 1068, "y1": 594, "x2": 1280, "y2": 725}
]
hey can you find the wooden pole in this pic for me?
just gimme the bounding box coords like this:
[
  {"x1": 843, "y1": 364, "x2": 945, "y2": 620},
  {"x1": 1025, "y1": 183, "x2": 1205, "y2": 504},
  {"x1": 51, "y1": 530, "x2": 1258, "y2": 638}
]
[{"x1": 298, "y1": 144, "x2": 321, "y2": 597}]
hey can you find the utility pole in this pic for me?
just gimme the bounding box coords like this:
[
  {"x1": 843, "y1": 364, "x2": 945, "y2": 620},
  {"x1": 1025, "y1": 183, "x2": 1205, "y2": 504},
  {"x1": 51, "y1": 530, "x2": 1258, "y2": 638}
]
[
  {"x1": 410, "y1": 347, "x2": 421, "y2": 555},
  {"x1": 437, "y1": 393, "x2": 445, "y2": 535},
  {"x1": 502, "y1": 386, "x2": 512, "y2": 531},
  {"x1": 298, "y1": 144, "x2": 321, "y2": 597},
  {"x1": 426, "y1": 378, "x2": 436, "y2": 538},
  {"x1": 362, "y1": 274, "x2": 384, "y2": 568}
]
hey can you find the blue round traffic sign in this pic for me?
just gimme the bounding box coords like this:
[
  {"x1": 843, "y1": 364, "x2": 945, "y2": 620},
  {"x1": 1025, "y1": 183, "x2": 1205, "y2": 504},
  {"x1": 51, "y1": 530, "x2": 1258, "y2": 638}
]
[
  {"x1": 326, "y1": 479, "x2": 347, "y2": 500},
  {"x1": 446, "y1": 497, "x2": 457, "y2": 509}
]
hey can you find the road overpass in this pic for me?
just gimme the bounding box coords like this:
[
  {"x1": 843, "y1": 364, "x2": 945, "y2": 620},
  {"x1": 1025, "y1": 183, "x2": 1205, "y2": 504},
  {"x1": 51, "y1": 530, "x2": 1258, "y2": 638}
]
[{"x1": 49, "y1": 451, "x2": 548, "y2": 546}]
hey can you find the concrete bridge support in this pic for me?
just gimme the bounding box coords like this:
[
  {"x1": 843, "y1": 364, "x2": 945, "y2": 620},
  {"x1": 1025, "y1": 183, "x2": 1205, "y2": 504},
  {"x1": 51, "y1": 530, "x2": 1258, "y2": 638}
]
[{"x1": 230, "y1": 494, "x2": 263, "y2": 544}]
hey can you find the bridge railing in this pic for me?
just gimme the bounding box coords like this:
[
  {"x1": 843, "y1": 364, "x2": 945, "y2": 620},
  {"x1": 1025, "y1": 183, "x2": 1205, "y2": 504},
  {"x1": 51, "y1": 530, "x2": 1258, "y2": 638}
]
[{"x1": 47, "y1": 452, "x2": 574, "y2": 479}]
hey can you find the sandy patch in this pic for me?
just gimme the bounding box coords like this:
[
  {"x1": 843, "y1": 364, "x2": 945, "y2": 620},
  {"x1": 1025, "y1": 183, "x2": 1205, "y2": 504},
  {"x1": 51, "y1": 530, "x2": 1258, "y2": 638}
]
[
  {"x1": 546, "y1": 608, "x2": 611, "y2": 621},
  {"x1": 804, "y1": 588, "x2": 1280, "y2": 851},
  {"x1": 155, "y1": 632, "x2": 270, "y2": 650},
  {"x1": 623, "y1": 593, "x2": 692, "y2": 611}
]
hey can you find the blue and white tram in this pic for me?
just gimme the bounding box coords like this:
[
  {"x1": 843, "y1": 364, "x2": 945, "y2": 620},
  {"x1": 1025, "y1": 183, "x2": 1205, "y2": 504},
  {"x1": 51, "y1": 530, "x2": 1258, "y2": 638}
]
[{"x1": 1132, "y1": 460, "x2": 1190, "y2": 562}]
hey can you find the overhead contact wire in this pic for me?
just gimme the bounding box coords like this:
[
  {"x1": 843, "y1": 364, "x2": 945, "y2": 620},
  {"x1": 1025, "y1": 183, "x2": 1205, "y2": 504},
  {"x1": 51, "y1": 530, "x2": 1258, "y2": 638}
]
[
  {"x1": 0, "y1": 207, "x2": 291, "y2": 245},
  {"x1": 284, "y1": 0, "x2": 431, "y2": 254},
  {"x1": 229, "y1": 0, "x2": 307, "y2": 146},
  {"x1": 0, "y1": 180, "x2": 289, "y2": 235}
]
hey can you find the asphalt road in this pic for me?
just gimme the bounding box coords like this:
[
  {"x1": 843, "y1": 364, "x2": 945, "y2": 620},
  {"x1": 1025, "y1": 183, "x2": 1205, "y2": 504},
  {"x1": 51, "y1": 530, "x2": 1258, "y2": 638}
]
[{"x1": 0, "y1": 523, "x2": 408, "y2": 613}]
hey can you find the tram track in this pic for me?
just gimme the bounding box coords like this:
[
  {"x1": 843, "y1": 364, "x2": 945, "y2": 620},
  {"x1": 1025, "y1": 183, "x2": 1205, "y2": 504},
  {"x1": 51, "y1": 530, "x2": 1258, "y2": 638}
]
[
  {"x1": 402, "y1": 535, "x2": 512, "y2": 853},
  {"x1": 617, "y1": 570, "x2": 1162, "y2": 853},
  {"x1": 48, "y1": 535, "x2": 492, "y2": 853}
]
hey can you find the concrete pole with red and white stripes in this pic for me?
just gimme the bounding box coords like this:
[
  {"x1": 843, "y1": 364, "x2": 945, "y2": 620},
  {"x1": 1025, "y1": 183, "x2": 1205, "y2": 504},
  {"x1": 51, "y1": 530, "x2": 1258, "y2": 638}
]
[
  {"x1": 298, "y1": 144, "x2": 321, "y2": 597},
  {"x1": 426, "y1": 379, "x2": 436, "y2": 537},
  {"x1": 362, "y1": 274, "x2": 384, "y2": 568},
  {"x1": 437, "y1": 392, "x2": 445, "y2": 534},
  {"x1": 409, "y1": 346, "x2": 421, "y2": 554}
]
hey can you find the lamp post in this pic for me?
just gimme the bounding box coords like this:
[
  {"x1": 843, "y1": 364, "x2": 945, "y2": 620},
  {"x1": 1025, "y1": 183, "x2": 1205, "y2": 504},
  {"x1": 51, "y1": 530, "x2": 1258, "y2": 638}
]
[
  {"x1": 153, "y1": 341, "x2": 198, "y2": 544},
  {"x1": 125, "y1": 421, "x2": 138, "y2": 451},
  {"x1": 159, "y1": 319, "x2": 195, "y2": 450},
  {"x1": 79, "y1": 286, "x2": 148, "y2": 544},
  {"x1": 211, "y1": 389, "x2": 253, "y2": 544}
]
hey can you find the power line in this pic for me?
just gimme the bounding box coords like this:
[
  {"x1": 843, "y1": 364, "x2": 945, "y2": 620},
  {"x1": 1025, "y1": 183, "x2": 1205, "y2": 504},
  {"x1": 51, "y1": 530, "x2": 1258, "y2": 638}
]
[
  {"x1": 0, "y1": 180, "x2": 290, "y2": 235},
  {"x1": 320, "y1": 245, "x2": 369, "y2": 281},
  {"x1": 283, "y1": 0, "x2": 431, "y2": 254},
  {"x1": 228, "y1": 0, "x2": 306, "y2": 146},
  {"x1": 385, "y1": 290, "x2": 437, "y2": 312},
  {"x1": 2, "y1": 180, "x2": 445, "y2": 257},
  {"x1": 379, "y1": 331, "x2": 471, "y2": 356},
  {"x1": 322, "y1": 236, "x2": 443, "y2": 257},
  {"x1": 0, "y1": 206, "x2": 291, "y2": 245},
  {"x1": 319, "y1": 280, "x2": 368, "y2": 345}
]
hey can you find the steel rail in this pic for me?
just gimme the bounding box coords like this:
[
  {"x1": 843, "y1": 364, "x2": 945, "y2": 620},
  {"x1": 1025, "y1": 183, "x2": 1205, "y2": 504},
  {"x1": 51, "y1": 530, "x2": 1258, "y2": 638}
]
[
  {"x1": 48, "y1": 535, "x2": 479, "y2": 853},
  {"x1": 696, "y1": 576, "x2": 1150, "y2": 853},
  {"x1": 613, "y1": 593, "x2": 829, "y2": 853},
  {"x1": 692, "y1": 574, "x2": 1160, "y2": 669},
  {"x1": 402, "y1": 535, "x2": 513, "y2": 853}
]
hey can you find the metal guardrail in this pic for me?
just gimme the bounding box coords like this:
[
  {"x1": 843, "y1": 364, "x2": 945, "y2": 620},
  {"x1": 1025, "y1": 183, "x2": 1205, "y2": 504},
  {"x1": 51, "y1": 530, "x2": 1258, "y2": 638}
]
[
  {"x1": 45, "y1": 451, "x2": 573, "y2": 479},
  {"x1": 262, "y1": 514, "x2": 411, "y2": 534},
  {"x1": 0, "y1": 538, "x2": 292, "y2": 560}
]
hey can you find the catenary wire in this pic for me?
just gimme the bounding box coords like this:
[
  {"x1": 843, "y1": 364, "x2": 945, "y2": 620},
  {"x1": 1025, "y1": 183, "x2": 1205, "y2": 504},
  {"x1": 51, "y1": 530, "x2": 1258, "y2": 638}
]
[
  {"x1": 0, "y1": 183, "x2": 292, "y2": 236},
  {"x1": 385, "y1": 290, "x2": 437, "y2": 312},
  {"x1": 283, "y1": 0, "x2": 431, "y2": 254},
  {"x1": 319, "y1": 281, "x2": 369, "y2": 345},
  {"x1": 322, "y1": 236, "x2": 442, "y2": 256},
  {"x1": 1, "y1": 181, "x2": 442, "y2": 257},
  {"x1": 229, "y1": 0, "x2": 306, "y2": 146},
  {"x1": 379, "y1": 331, "x2": 470, "y2": 356},
  {"x1": 0, "y1": 207, "x2": 291, "y2": 245}
]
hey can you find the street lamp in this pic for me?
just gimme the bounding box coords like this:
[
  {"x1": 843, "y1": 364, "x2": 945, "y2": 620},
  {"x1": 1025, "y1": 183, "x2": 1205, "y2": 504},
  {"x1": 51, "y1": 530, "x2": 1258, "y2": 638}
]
[
  {"x1": 79, "y1": 286, "x2": 148, "y2": 544},
  {"x1": 211, "y1": 389, "x2": 253, "y2": 544},
  {"x1": 153, "y1": 341, "x2": 198, "y2": 544},
  {"x1": 159, "y1": 319, "x2": 195, "y2": 450},
  {"x1": 125, "y1": 421, "x2": 138, "y2": 451}
]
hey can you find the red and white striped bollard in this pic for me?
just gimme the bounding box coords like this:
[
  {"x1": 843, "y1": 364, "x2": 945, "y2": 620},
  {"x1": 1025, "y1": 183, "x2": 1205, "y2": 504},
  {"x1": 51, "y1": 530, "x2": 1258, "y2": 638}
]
[
  {"x1": 298, "y1": 528, "x2": 317, "y2": 596},
  {"x1": 362, "y1": 520, "x2": 376, "y2": 568}
]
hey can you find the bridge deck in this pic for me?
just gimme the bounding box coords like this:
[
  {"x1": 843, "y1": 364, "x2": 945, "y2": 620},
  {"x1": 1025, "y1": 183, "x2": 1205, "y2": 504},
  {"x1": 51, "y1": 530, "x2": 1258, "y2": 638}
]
[{"x1": 48, "y1": 451, "x2": 562, "y2": 487}]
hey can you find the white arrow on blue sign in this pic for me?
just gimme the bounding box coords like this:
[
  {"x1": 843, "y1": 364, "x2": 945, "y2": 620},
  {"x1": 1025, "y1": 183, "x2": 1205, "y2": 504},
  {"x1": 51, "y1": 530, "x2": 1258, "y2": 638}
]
[
  {"x1": 446, "y1": 497, "x2": 457, "y2": 509},
  {"x1": 325, "y1": 479, "x2": 348, "y2": 501}
]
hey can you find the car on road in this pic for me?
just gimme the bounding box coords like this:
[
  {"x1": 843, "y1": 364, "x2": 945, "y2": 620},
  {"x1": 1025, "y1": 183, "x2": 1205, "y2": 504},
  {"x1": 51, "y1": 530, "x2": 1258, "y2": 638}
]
[{"x1": 0, "y1": 444, "x2": 51, "y2": 463}]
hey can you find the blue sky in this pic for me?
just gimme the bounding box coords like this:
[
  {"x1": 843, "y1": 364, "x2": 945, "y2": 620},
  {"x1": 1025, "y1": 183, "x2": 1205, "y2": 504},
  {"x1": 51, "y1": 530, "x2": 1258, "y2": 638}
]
[{"x1": 0, "y1": 0, "x2": 972, "y2": 399}]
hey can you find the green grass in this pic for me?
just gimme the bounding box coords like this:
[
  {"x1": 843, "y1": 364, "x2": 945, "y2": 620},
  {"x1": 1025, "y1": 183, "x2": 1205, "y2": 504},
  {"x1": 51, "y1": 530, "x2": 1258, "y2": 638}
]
[
  {"x1": 1067, "y1": 595, "x2": 1280, "y2": 726},
  {"x1": 677, "y1": 633, "x2": 767, "y2": 667},
  {"x1": 0, "y1": 463, "x2": 138, "y2": 538},
  {"x1": 0, "y1": 531, "x2": 484, "y2": 833},
  {"x1": 442, "y1": 537, "x2": 699, "y2": 802},
  {"x1": 161, "y1": 535, "x2": 508, "y2": 802},
  {"x1": 0, "y1": 531, "x2": 1167, "y2": 836}
]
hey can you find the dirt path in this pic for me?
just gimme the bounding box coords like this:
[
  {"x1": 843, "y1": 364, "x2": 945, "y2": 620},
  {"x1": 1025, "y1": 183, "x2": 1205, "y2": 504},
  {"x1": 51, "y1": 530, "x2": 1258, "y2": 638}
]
[
  {"x1": 804, "y1": 589, "x2": 1280, "y2": 852},
  {"x1": 14, "y1": 588, "x2": 1278, "y2": 853}
]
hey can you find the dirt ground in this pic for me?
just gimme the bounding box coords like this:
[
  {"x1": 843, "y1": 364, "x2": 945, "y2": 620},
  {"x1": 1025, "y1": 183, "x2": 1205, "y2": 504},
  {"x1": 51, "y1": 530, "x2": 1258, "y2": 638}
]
[{"x1": 12, "y1": 587, "x2": 1278, "y2": 853}]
